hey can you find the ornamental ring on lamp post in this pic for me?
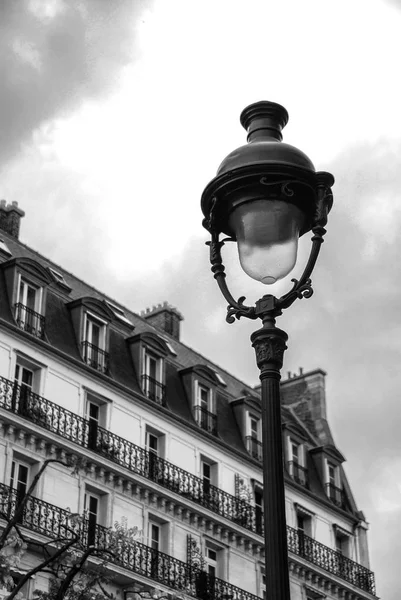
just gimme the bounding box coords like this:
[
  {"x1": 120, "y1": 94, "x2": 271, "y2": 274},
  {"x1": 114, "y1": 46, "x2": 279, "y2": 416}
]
[{"x1": 201, "y1": 101, "x2": 334, "y2": 600}]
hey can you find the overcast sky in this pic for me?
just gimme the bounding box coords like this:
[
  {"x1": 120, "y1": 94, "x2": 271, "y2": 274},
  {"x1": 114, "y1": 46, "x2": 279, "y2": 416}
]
[{"x1": 1, "y1": 0, "x2": 400, "y2": 596}]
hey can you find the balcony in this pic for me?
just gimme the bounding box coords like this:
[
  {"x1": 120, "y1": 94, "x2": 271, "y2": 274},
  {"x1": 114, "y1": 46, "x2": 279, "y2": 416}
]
[
  {"x1": 81, "y1": 341, "x2": 109, "y2": 374},
  {"x1": 245, "y1": 436, "x2": 263, "y2": 461},
  {"x1": 0, "y1": 483, "x2": 260, "y2": 600},
  {"x1": 287, "y1": 527, "x2": 375, "y2": 593},
  {"x1": 141, "y1": 374, "x2": 166, "y2": 406},
  {"x1": 326, "y1": 483, "x2": 347, "y2": 510},
  {"x1": 288, "y1": 461, "x2": 309, "y2": 488},
  {"x1": 14, "y1": 303, "x2": 45, "y2": 339},
  {"x1": 194, "y1": 406, "x2": 217, "y2": 435},
  {"x1": 0, "y1": 375, "x2": 376, "y2": 595}
]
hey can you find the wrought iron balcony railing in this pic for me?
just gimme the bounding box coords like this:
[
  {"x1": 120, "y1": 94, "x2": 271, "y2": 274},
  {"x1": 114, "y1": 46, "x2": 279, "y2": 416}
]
[
  {"x1": 0, "y1": 375, "x2": 376, "y2": 594},
  {"x1": 0, "y1": 483, "x2": 260, "y2": 600},
  {"x1": 288, "y1": 461, "x2": 309, "y2": 488},
  {"x1": 287, "y1": 527, "x2": 375, "y2": 594},
  {"x1": 326, "y1": 483, "x2": 347, "y2": 510},
  {"x1": 245, "y1": 436, "x2": 263, "y2": 462},
  {"x1": 14, "y1": 303, "x2": 45, "y2": 339},
  {"x1": 194, "y1": 406, "x2": 217, "y2": 435},
  {"x1": 81, "y1": 341, "x2": 109, "y2": 374},
  {"x1": 141, "y1": 375, "x2": 166, "y2": 406}
]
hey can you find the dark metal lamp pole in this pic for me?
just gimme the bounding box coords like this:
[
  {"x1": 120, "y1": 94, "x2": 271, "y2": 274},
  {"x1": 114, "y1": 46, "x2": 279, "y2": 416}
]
[{"x1": 201, "y1": 101, "x2": 334, "y2": 599}]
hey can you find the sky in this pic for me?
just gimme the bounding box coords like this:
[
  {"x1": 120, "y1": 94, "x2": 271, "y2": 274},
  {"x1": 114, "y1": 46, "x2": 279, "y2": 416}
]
[{"x1": 1, "y1": 0, "x2": 400, "y2": 596}]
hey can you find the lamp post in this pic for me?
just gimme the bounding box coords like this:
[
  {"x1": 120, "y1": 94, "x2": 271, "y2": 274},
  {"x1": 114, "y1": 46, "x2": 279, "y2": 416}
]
[{"x1": 201, "y1": 101, "x2": 334, "y2": 599}]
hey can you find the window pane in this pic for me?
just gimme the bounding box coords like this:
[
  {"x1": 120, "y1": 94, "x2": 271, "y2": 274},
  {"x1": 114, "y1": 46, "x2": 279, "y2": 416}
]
[
  {"x1": 150, "y1": 523, "x2": 160, "y2": 550},
  {"x1": 88, "y1": 403, "x2": 99, "y2": 421},
  {"x1": 148, "y1": 434, "x2": 158, "y2": 455},
  {"x1": 202, "y1": 462, "x2": 211, "y2": 481},
  {"x1": 26, "y1": 285, "x2": 36, "y2": 310}
]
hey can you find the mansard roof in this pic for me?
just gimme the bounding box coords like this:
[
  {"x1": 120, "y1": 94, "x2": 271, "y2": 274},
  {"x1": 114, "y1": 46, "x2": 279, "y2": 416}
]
[{"x1": 0, "y1": 228, "x2": 358, "y2": 516}]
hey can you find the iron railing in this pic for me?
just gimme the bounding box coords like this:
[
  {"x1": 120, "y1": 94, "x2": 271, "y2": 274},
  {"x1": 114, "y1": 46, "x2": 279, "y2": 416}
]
[
  {"x1": 326, "y1": 483, "x2": 347, "y2": 509},
  {"x1": 245, "y1": 436, "x2": 263, "y2": 462},
  {"x1": 288, "y1": 461, "x2": 309, "y2": 488},
  {"x1": 14, "y1": 303, "x2": 45, "y2": 339},
  {"x1": 287, "y1": 527, "x2": 375, "y2": 594},
  {"x1": 81, "y1": 341, "x2": 109, "y2": 374},
  {"x1": 141, "y1": 375, "x2": 166, "y2": 406},
  {"x1": 0, "y1": 483, "x2": 260, "y2": 600},
  {"x1": 0, "y1": 376, "x2": 376, "y2": 594},
  {"x1": 194, "y1": 406, "x2": 217, "y2": 435}
]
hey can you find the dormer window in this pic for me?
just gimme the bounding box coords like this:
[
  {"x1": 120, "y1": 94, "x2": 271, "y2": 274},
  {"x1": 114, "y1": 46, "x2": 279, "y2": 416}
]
[
  {"x1": 288, "y1": 439, "x2": 308, "y2": 487},
  {"x1": 142, "y1": 349, "x2": 165, "y2": 405},
  {"x1": 15, "y1": 276, "x2": 44, "y2": 339},
  {"x1": 194, "y1": 381, "x2": 217, "y2": 435},
  {"x1": 246, "y1": 413, "x2": 262, "y2": 461},
  {"x1": 82, "y1": 313, "x2": 109, "y2": 374},
  {"x1": 326, "y1": 461, "x2": 345, "y2": 508},
  {"x1": 180, "y1": 364, "x2": 223, "y2": 435}
]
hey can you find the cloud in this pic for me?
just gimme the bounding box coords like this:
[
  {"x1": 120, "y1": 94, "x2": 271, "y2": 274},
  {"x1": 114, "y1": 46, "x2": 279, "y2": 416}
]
[{"x1": 0, "y1": 0, "x2": 151, "y2": 170}]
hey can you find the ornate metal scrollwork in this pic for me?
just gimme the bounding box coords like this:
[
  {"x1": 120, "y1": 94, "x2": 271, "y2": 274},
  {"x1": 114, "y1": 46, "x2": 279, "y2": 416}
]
[{"x1": 206, "y1": 231, "x2": 257, "y2": 324}]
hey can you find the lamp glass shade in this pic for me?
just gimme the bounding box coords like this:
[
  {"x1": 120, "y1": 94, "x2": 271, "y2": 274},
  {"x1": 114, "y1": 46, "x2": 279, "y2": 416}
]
[{"x1": 228, "y1": 199, "x2": 304, "y2": 284}]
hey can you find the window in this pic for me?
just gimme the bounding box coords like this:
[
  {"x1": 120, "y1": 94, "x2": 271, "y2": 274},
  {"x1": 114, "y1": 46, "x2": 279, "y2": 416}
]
[
  {"x1": 334, "y1": 525, "x2": 352, "y2": 559},
  {"x1": 142, "y1": 350, "x2": 165, "y2": 404},
  {"x1": 0, "y1": 238, "x2": 12, "y2": 257},
  {"x1": 288, "y1": 439, "x2": 308, "y2": 487},
  {"x1": 260, "y1": 565, "x2": 266, "y2": 600},
  {"x1": 82, "y1": 313, "x2": 108, "y2": 373},
  {"x1": 84, "y1": 489, "x2": 107, "y2": 546},
  {"x1": 326, "y1": 462, "x2": 344, "y2": 507},
  {"x1": 297, "y1": 512, "x2": 312, "y2": 537},
  {"x1": 246, "y1": 414, "x2": 262, "y2": 461},
  {"x1": 13, "y1": 360, "x2": 45, "y2": 424},
  {"x1": 148, "y1": 516, "x2": 169, "y2": 577},
  {"x1": 84, "y1": 491, "x2": 99, "y2": 546},
  {"x1": 10, "y1": 459, "x2": 29, "y2": 499},
  {"x1": 201, "y1": 459, "x2": 218, "y2": 510},
  {"x1": 254, "y1": 484, "x2": 264, "y2": 534},
  {"x1": 105, "y1": 301, "x2": 133, "y2": 327},
  {"x1": 14, "y1": 363, "x2": 33, "y2": 416},
  {"x1": 295, "y1": 504, "x2": 314, "y2": 557},
  {"x1": 49, "y1": 268, "x2": 68, "y2": 287},
  {"x1": 205, "y1": 546, "x2": 218, "y2": 578},
  {"x1": 86, "y1": 398, "x2": 108, "y2": 453},
  {"x1": 194, "y1": 383, "x2": 217, "y2": 434},
  {"x1": 15, "y1": 276, "x2": 44, "y2": 338},
  {"x1": 146, "y1": 429, "x2": 164, "y2": 483},
  {"x1": 10, "y1": 459, "x2": 30, "y2": 523},
  {"x1": 149, "y1": 521, "x2": 160, "y2": 551}
]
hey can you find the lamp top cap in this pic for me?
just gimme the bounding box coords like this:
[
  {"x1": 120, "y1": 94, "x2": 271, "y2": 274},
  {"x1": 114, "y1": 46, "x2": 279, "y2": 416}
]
[{"x1": 240, "y1": 101, "x2": 289, "y2": 142}]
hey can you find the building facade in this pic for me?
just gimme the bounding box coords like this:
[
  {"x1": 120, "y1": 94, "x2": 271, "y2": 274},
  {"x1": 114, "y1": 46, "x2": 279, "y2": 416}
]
[{"x1": 0, "y1": 202, "x2": 376, "y2": 599}]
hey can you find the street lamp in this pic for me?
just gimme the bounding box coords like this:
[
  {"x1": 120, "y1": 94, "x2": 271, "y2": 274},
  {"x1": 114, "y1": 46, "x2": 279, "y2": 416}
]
[{"x1": 201, "y1": 101, "x2": 334, "y2": 599}]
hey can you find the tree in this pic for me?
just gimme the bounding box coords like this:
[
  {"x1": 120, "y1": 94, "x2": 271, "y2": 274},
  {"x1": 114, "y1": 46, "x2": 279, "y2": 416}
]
[{"x1": 0, "y1": 457, "x2": 141, "y2": 600}]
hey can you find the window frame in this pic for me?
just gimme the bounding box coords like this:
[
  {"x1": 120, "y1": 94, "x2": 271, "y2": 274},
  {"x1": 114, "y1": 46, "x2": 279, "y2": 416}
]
[
  {"x1": 195, "y1": 381, "x2": 214, "y2": 413},
  {"x1": 84, "y1": 311, "x2": 107, "y2": 351},
  {"x1": 16, "y1": 274, "x2": 43, "y2": 315},
  {"x1": 247, "y1": 413, "x2": 261, "y2": 441}
]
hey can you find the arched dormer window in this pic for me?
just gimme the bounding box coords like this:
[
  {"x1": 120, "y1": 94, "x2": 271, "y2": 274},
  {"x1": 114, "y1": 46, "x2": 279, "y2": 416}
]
[
  {"x1": 180, "y1": 364, "x2": 224, "y2": 436},
  {"x1": 68, "y1": 297, "x2": 114, "y2": 375},
  {"x1": 310, "y1": 444, "x2": 347, "y2": 509},
  {"x1": 127, "y1": 331, "x2": 173, "y2": 406},
  {"x1": 231, "y1": 391, "x2": 263, "y2": 461},
  {"x1": 1, "y1": 257, "x2": 53, "y2": 339},
  {"x1": 283, "y1": 421, "x2": 310, "y2": 488}
]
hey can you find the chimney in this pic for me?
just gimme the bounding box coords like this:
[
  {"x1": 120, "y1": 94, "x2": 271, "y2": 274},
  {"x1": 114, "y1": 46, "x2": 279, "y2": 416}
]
[
  {"x1": 141, "y1": 301, "x2": 183, "y2": 340},
  {"x1": 0, "y1": 200, "x2": 25, "y2": 239}
]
